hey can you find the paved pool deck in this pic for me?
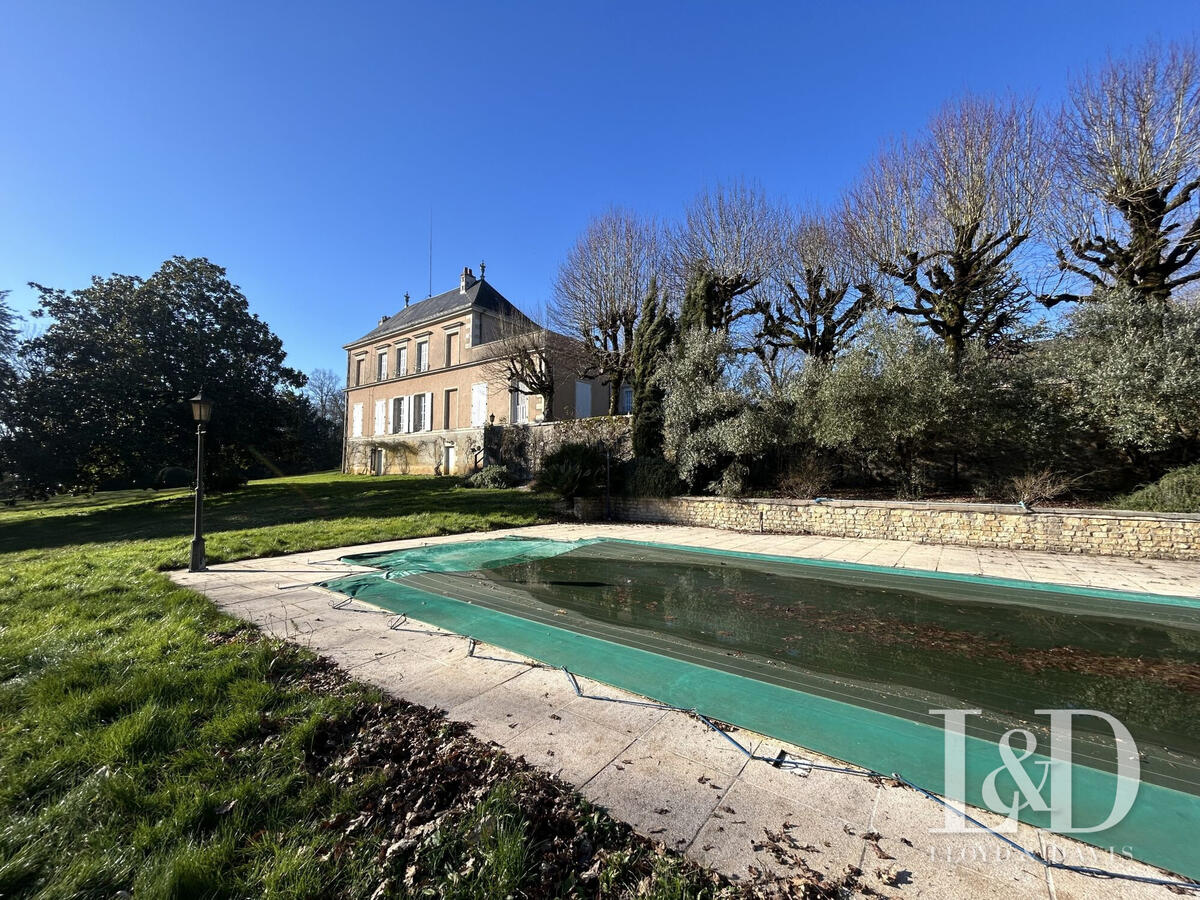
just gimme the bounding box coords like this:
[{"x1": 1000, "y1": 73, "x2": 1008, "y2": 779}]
[{"x1": 170, "y1": 523, "x2": 1200, "y2": 899}]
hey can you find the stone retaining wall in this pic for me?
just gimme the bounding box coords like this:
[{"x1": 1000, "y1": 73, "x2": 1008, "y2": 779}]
[{"x1": 573, "y1": 496, "x2": 1200, "y2": 561}]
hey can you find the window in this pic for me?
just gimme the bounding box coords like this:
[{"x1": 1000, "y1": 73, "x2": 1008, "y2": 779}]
[
  {"x1": 511, "y1": 386, "x2": 529, "y2": 424},
  {"x1": 376, "y1": 349, "x2": 388, "y2": 381},
  {"x1": 470, "y1": 383, "x2": 488, "y2": 427},
  {"x1": 416, "y1": 339, "x2": 429, "y2": 372},
  {"x1": 351, "y1": 402, "x2": 363, "y2": 437},
  {"x1": 411, "y1": 392, "x2": 432, "y2": 431},
  {"x1": 618, "y1": 385, "x2": 633, "y2": 415},
  {"x1": 391, "y1": 396, "x2": 407, "y2": 433},
  {"x1": 354, "y1": 357, "x2": 365, "y2": 386},
  {"x1": 444, "y1": 332, "x2": 459, "y2": 367},
  {"x1": 443, "y1": 388, "x2": 458, "y2": 429},
  {"x1": 396, "y1": 344, "x2": 407, "y2": 376},
  {"x1": 574, "y1": 381, "x2": 591, "y2": 418},
  {"x1": 373, "y1": 399, "x2": 386, "y2": 435}
]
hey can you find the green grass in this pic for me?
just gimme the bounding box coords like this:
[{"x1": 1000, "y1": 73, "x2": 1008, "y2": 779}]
[
  {"x1": 0, "y1": 474, "x2": 555, "y2": 898},
  {"x1": 0, "y1": 474, "x2": 742, "y2": 898}
]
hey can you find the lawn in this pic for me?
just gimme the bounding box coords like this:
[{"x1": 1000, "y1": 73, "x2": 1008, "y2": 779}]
[{"x1": 0, "y1": 474, "x2": 783, "y2": 899}]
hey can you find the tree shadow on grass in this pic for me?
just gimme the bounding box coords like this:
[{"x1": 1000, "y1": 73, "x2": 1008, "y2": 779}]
[{"x1": 0, "y1": 477, "x2": 549, "y2": 555}]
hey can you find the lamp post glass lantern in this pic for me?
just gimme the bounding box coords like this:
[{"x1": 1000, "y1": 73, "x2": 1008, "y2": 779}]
[{"x1": 189, "y1": 392, "x2": 213, "y2": 572}]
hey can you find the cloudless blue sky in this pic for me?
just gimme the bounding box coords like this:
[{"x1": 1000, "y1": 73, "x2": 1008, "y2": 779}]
[{"x1": 1, "y1": 1, "x2": 1196, "y2": 376}]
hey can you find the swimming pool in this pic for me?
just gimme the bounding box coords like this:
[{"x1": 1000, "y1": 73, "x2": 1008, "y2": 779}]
[{"x1": 321, "y1": 536, "x2": 1200, "y2": 878}]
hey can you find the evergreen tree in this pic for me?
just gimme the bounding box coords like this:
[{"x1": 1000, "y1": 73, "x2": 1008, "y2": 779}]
[
  {"x1": 12, "y1": 257, "x2": 307, "y2": 491},
  {"x1": 677, "y1": 269, "x2": 726, "y2": 334},
  {"x1": 630, "y1": 277, "x2": 675, "y2": 457}
]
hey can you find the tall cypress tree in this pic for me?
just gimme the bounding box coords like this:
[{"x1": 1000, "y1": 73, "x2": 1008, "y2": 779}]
[
  {"x1": 630, "y1": 277, "x2": 675, "y2": 457},
  {"x1": 677, "y1": 270, "x2": 723, "y2": 333}
]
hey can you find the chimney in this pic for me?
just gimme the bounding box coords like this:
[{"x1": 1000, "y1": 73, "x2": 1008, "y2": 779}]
[
  {"x1": 460, "y1": 266, "x2": 477, "y2": 294},
  {"x1": 378, "y1": 314, "x2": 388, "y2": 325}
]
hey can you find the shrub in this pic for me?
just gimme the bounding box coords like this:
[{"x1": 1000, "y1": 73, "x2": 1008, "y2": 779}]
[
  {"x1": 712, "y1": 461, "x2": 749, "y2": 498},
  {"x1": 1008, "y1": 468, "x2": 1075, "y2": 507},
  {"x1": 1054, "y1": 288, "x2": 1200, "y2": 457},
  {"x1": 534, "y1": 442, "x2": 608, "y2": 500},
  {"x1": 1112, "y1": 465, "x2": 1200, "y2": 513},
  {"x1": 622, "y1": 456, "x2": 682, "y2": 498},
  {"x1": 464, "y1": 465, "x2": 517, "y2": 489},
  {"x1": 778, "y1": 457, "x2": 831, "y2": 499}
]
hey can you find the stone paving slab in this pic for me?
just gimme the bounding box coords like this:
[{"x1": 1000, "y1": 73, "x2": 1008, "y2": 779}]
[{"x1": 169, "y1": 522, "x2": 1200, "y2": 898}]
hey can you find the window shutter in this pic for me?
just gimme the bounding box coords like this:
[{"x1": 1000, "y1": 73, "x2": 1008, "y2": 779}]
[
  {"x1": 352, "y1": 403, "x2": 363, "y2": 437},
  {"x1": 424, "y1": 392, "x2": 433, "y2": 431}
]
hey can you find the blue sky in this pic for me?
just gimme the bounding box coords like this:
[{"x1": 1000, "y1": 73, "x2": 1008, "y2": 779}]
[{"x1": 1, "y1": 1, "x2": 1195, "y2": 376}]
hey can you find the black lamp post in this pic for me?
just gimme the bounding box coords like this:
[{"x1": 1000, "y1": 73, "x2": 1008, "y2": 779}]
[{"x1": 189, "y1": 391, "x2": 213, "y2": 572}]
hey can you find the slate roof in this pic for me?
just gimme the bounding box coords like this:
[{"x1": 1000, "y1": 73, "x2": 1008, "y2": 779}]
[{"x1": 344, "y1": 279, "x2": 530, "y2": 348}]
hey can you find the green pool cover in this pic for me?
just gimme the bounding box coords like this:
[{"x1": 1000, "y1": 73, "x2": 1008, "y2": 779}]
[{"x1": 321, "y1": 536, "x2": 1200, "y2": 879}]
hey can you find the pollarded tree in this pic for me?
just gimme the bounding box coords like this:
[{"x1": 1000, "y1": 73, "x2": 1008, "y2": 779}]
[
  {"x1": 1044, "y1": 41, "x2": 1200, "y2": 306},
  {"x1": 757, "y1": 210, "x2": 876, "y2": 367},
  {"x1": 672, "y1": 181, "x2": 786, "y2": 336},
  {"x1": 847, "y1": 95, "x2": 1050, "y2": 372},
  {"x1": 481, "y1": 312, "x2": 578, "y2": 422},
  {"x1": 552, "y1": 210, "x2": 661, "y2": 414}
]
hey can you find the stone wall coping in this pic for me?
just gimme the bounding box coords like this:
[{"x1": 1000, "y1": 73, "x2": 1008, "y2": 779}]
[{"x1": 646, "y1": 495, "x2": 1200, "y2": 523}]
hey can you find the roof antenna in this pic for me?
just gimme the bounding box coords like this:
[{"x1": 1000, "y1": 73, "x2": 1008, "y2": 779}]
[{"x1": 427, "y1": 208, "x2": 433, "y2": 298}]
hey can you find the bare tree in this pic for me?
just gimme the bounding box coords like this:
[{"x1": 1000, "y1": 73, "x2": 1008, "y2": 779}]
[
  {"x1": 552, "y1": 210, "x2": 660, "y2": 415},
  {"x1": 672, "y1": 181, "x2": 787, "y2": 333},
  {"x1": 480, "y1": 313, "x2": 575, "y2": 422},
  {"x1": 1044, "y1": 41, "x2": 1200, "y2": 306},
  {"x1": 305, "y1": 368, "x2": 345, "y2": 428},
  {"x1": 757, "y1": 209, "x2": 876, "y2": 367},
  {"x1": 846, "y1": 95, "x2": 1049, "y2": 371}
]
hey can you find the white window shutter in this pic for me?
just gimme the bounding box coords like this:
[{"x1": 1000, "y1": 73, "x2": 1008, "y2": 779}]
[
  {"x1": 387, "y1": 398, "x2": 394, "y2": 434},
  {"x1": 424, "y1": 392, "x2": 433, "y2": 431},
  {"x1": 352, "y1": 403, "x2": 363, "y2": 437},
  {"x1": 406, "y1": 395, "x2": 414, "y2": 433}
]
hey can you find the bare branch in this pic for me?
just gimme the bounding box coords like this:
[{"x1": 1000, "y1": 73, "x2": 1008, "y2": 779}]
[
  {"x1": 1046, "y1": 40, "x2": 1200, "y2": 303},
  {"x1": 670, "y1": 181, "x2": 787, "y2": 333},
  {"x1": 846, "y1": 94, "x2": 1047, "y2": 368},
  {"x1": 551, "y1": 209, "x2": 661, "y2": 414},
  {"x1": 757, "y1": 208, "x2": 875, "y2": 363},
  {"x1": 479, "y1": 313, "x2": 569, "y2": 422}
]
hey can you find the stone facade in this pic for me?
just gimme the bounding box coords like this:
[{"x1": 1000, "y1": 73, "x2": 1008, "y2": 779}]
[
  {"x1": 573, "y1": 496, "x2": 1200, "y2": 561},
  {"x1": 345, "y1": 427, "x2": 485, "y2": 477},
  {"x1": 343, "y1": 267, "x2": 610, "y2": 475}
]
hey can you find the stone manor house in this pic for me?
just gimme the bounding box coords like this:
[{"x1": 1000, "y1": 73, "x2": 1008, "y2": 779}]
[{"x1": 342, "y1": 265, "x2": 618, "y2": 475}]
